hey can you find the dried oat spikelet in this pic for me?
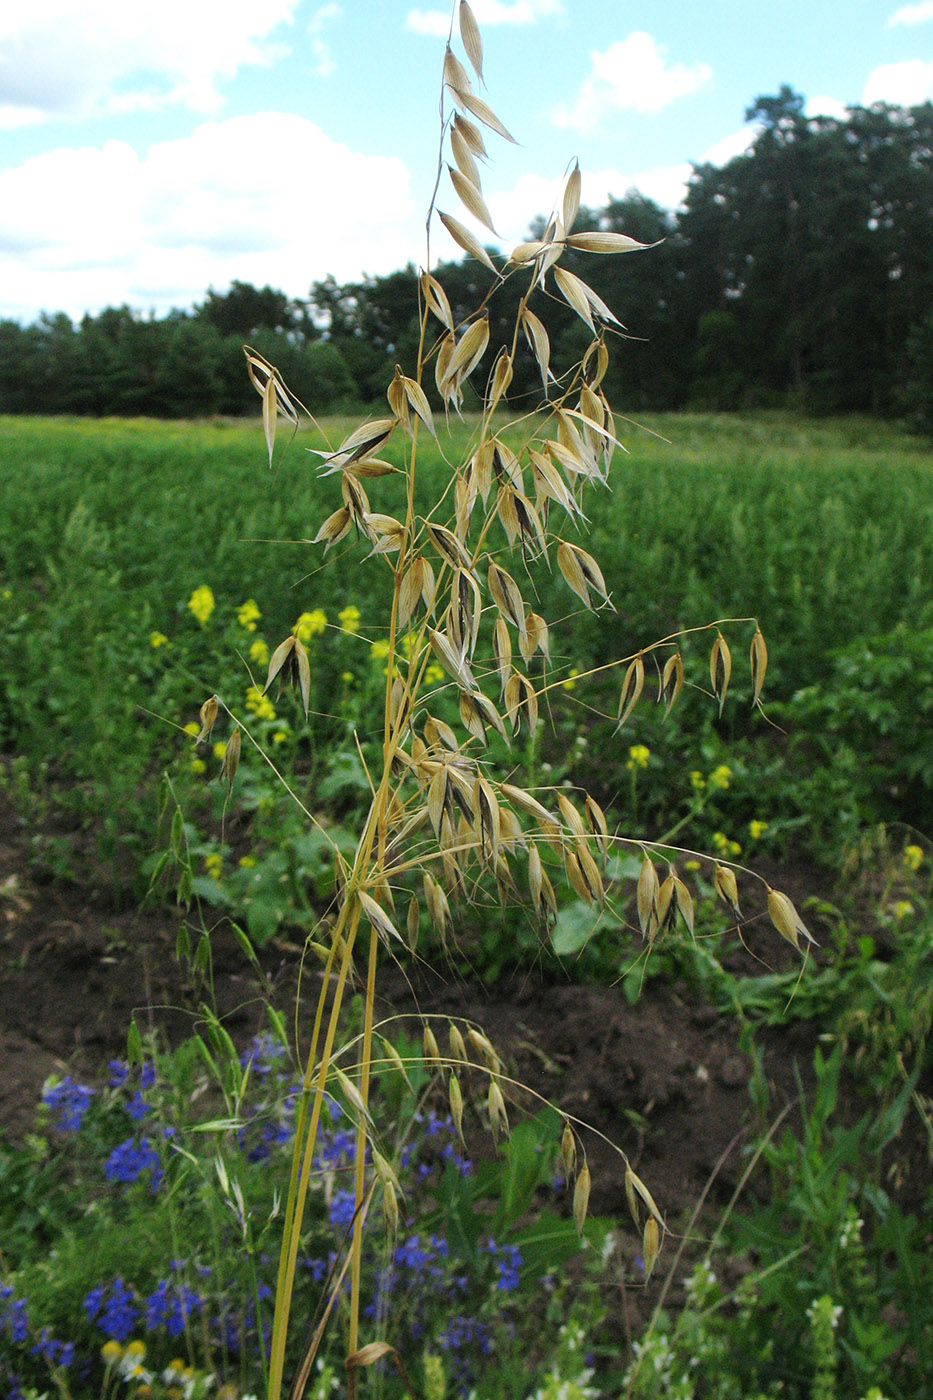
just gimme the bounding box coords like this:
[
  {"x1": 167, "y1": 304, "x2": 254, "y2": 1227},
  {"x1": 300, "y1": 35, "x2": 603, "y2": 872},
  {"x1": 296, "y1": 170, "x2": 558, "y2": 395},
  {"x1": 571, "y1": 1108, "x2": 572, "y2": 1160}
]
[
  {"x1": 750, "y1": 625, "x2": 768, "y2": 708},
  {"x1": 714, "y1": 864, "x2": 742, "y2": 923},
  {"x1": 660, "y1": 649, "x2": 684, "y2": 716},
  {"x1": 637, "y1": 850, "x2": 660, "y2": 941},
  {"x1": 219, "y1": 726, "x2": 242, "y2": 790},
  {"x1": 422, "y1": 1023, "x2": 441, "y2": 1068},
  {"x1": 616, "y1": 654, "x2": 645, "y2": 729},
  {"x1": 448, "y1": 1021, "x2": 468, "y2": 1065},
  {"x1": 196, "y1": 694, "x2": 219, "y2": 743},
  {"x1": 766, "y1": 886, "x2": 818, "y2": 953},
  {"x1": 573, "y1": 1159, "x2": 591, "y2": 1238},
  {"x1": 487, "y1": 1076, "x2": 510, "y2": 1141},
  {"x1": 642, "y1": 1215, "x2": 662, "y2": 1281},
  {"x1": 263, "y1": 633, "x2": 311, "y2": 715},
  {"x1": 710, "y1": 630, "x2": 732, "y2": 715},
  {"x1": 449, "y1": 1071, "x2": 465, "y2": 1144},
  {"x1": 560, "y1": 1121, "x2": 577, "y2": 1182}
]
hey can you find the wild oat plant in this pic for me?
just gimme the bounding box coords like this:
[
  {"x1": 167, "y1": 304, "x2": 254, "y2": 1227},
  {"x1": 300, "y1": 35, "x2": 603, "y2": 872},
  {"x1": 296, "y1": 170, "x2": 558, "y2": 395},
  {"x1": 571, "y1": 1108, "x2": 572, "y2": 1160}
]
[{"x1": 194, "y1": 5, "x2": 814, "y2": 1395}]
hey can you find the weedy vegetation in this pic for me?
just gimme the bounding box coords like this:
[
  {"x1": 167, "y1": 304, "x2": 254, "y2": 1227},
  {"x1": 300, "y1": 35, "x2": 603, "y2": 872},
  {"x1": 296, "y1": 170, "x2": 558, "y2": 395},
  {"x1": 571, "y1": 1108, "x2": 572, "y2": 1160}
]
[{"x1": 0, "y1": 4, "x2": 931, "y2": 1399}]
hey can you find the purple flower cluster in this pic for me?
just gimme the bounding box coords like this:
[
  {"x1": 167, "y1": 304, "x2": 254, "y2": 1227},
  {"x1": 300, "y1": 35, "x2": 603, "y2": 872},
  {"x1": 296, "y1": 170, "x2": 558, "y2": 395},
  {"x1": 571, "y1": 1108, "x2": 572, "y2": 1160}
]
[
  {"x1": 104, "y1": 1134, "x2": 163, "y2": 1190},
  {"x1": 41, "y1": 1076, "x2": 95, "y2": 1133}
]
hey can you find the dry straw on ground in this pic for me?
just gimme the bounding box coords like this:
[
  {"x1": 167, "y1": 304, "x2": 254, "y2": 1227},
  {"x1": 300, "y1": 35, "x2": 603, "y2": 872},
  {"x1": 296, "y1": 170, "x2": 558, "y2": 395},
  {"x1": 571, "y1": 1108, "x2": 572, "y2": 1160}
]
[{"x1": 194, "y1": 4, "x2": 813, "y2": 1394}]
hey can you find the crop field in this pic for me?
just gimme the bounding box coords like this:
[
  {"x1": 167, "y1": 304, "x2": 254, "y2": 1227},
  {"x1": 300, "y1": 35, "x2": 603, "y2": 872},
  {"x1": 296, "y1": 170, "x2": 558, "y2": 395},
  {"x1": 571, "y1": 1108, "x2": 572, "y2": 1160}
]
[{"x1": 0, "y1": 411, "x2": 931, "y2": 1398}]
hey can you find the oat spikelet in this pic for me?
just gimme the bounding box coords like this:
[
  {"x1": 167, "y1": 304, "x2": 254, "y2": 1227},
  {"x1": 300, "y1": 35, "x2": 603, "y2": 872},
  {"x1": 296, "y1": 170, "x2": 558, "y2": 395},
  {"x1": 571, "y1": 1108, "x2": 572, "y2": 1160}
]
[
  {"x1": 219, "y1": 726, "x2": 241, "y2": 789},
  {"x1": 560, "y1": 1121, "x2": 577, "y2": 1182},
  {"x1": 750, "y1": 625, "x2": 768, "y2": 708},
  {"x1": 767, "y1": 886, "x2": 818, "y2": 952},
  {"x1": 637, "y1": 851, "x2": 660, "y2": 941},
  {"x1": 458, "y1": 0, "x2": 484, "y2": 83},
  {"x1": 449, "y1": 1071, "x2": 465, "y2": 1144},
  {"x1": 714, "y1": 863, "x2": 742, "y2": 923},
  {"x1": 423, "y1": 1024, "x2": 441, "y2": 1067},
  {"x1": 439, "y1": 211, "x2": 499, "y2": 275},
  {"x1": 642, "y1": 1216, "x2": 662, "y2": 1281},
  {"x1": 448, "y1": 1021, "x2": 468, "y2": 1065},
  {"x1": 562, "y1": 159, "x2": 582, "y2": 232},
  {"x1": 660, "y1": 650, "x2": 684, "y2": 716},
  {"x1": 617, "y1": 654, "x2": 645, "y2": 728},
  {"x1": 565, "y1": 230, "x2": 653, "y2": 254},
  {"x1": 710, "y1": 630, "x2": 732, "y2": 715},
  {"x1": 196, "y1": 694, "x2": 219, "y2": 743},
  {"x1": 573, "y1": 1160, "x2": 591, "y2": 1237},
  {"x1": 487, "y1": 1077, "x2": 510, "y2": 1140}
]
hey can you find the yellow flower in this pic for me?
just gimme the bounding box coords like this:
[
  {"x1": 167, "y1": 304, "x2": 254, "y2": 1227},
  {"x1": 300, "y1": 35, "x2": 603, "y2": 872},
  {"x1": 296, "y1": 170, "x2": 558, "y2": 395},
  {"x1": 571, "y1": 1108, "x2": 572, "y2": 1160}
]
[
  {"x1": 125, "y1": 1342, "x2": 147, "y2": 1361},
  {"x1": 749, "y1": 819, "x2": 769, "y2": 840},
  {"x1": 237, "y1": 598, "x2": 261, "y2": 632},
  {"x1": 338, "y1": 604, "x2": 361, "y2": 633},
  {"x1": 370, "y1": 639, "x2": 391, "y2": 662},
  {"x1": 892, "y1": 900, "x2": 915, "y2": 921},
  {"x1": 187, "y1": 585, "x2": 215, "y2": 625},
  {"x1": 149, "y1": 631, "x2": 169, "y2": 649},
  {"x1": 626, "y1": 744, "x2": 651, "y2": 771},
  {"x1": 204, "y1": 853, "x2": 223, "y2": 880},
  {"x1": 562, "y1": 667, "x2": 580, "y2": 692},
  {"x1": 904, "y1": 844, "x2": 923, "y2": 872},
  {"x1": 238, "y1": 855, "x2": 256, "y2": 868},
  {"x1": 245, "y1": 685, "x2": 276, "y2": 721},
  {"x1": 190, "y1": 757, "x2": 206, "y2": 774},
  {"x1": 249, "y1": 638, "x2": 270, "y2": 667},
  {"x1": 183, "y1": 721, "x2": 200, "y2": 738},
  {"x1": 712, "y1": 831, "x2": 741, "y2": 857},
  {"x1": 708, "y1": 764, "x2": 732, "y2": 791},
  {"x1": 102, "y1": 1341, "x2": 124, "y2": 1365},
  {"x1": 341, "y1": 670, "x2": 355, "y2": 684},
  {"x1": 272, "y1": 730, "x2": 287, "y2": 743},
  {"x1": 684, "y1": 859, "x2": 701, "y2": 872},
  {"x1": 425, "y1": 662, "x2": 444, "y2": 685},
  {"x1": 690, "y1": 770, "x2": 706, "y2": 791},
  {"x1": 294, "y1": 608, "x2": 327, "y2": 642}
]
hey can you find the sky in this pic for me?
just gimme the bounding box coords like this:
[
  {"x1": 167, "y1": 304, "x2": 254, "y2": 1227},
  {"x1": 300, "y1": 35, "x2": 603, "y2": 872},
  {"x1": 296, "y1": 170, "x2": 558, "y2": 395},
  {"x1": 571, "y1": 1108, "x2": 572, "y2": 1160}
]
[{"x1": 1, "y1": 0, "x2": 931, "y2": 324}]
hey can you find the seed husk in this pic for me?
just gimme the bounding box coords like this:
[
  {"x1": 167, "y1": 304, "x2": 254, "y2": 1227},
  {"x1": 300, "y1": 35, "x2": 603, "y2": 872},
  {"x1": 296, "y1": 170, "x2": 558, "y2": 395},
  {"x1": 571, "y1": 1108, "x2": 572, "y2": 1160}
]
[{"x1": 573, "y1": 1160, "x2": 591, "y2": 1237}]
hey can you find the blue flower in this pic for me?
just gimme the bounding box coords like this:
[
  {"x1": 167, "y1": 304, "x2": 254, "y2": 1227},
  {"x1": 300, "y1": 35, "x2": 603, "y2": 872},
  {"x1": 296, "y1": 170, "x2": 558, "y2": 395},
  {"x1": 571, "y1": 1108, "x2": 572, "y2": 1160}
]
[
  {"x1": 104, "y1": 1135, "x2": 163, "y2": 1190},
  {"x1": 41, "y1": 1077, "x2": 95, "y2": 1133},
  {"x1": 1, "y1": 1291, "x2": 29, "y2": 1345},
  {"x1": 329, "y1": 1189, "x2": 357, "y2": 1228},
  {"x1": 88, "y1": 1278, "x2": 137, "y2": 1343},
  {"x1": 108, "y1": 1059, "x2": 130, "y2": 1088},
  {"x1": 125, "y1": 1090, "x2": 151, "y2": 1122}
]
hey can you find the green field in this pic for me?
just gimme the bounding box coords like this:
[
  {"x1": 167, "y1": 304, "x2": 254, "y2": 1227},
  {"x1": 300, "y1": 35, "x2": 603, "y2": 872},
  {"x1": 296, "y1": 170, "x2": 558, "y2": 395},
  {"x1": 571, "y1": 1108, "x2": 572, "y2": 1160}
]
[{"x1": 0, "y1": 412, "x2": 930, "y2": 901}]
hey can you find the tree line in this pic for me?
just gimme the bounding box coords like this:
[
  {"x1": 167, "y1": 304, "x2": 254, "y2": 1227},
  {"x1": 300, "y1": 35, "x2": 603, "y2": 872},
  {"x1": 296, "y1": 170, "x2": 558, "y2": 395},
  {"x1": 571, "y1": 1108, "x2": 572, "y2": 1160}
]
[{"x1": 2, "y1": 89, "x2": 931, "y2": 427}]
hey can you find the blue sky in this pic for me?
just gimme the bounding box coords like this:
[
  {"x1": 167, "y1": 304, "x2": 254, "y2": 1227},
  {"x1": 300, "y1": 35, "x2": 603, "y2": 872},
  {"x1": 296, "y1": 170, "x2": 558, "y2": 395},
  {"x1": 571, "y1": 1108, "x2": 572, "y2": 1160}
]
[{"x1": 1, "y1": 0, "x2": 931, "y2": 322}]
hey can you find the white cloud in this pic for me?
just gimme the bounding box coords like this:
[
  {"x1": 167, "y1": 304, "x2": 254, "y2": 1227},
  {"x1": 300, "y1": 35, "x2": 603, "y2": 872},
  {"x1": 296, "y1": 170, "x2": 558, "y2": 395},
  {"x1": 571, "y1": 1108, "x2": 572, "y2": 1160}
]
[
  {"x1": 0, "y1": 0, "x2": 299, "y2": 124},
  {"x1": 308, "y1": 3, "x2": 341, "y2": 78},
  {"x1": 805, "y1": 93, "x2": 850, "y2": 121},
  {"x1": 863, "y1": 58, "x2": 933, "y2": 105},
  {"x1": 0, "y1": 114, "x2": 415, "y2": 320},
  {"x1": 886, "y1": 1, "x2": 933, "y2": 25},
  {"x1": 553, "y1": 32, "x2": 712, "y2": 132},
  {"x1": 407, "y1": 0, "x2": 562, "y2": 36}
]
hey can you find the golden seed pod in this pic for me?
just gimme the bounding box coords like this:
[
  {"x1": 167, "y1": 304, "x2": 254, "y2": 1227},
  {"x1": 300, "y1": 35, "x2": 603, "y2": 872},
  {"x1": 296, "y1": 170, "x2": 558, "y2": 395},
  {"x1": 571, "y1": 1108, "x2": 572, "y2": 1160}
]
[
  {"x1": 642, "y1": 1216, "x2": 661, "y2": 1281},
  {"x1": 714, "y1": 863, "x2": 742, "y2": 922},
  {"x1": 406, "y1": 895, "x2": 420, "y2": 950},
  {"x1": 196, "y1": 694, "x2": 219, "y2": 744},
  {"x1": 660, "y1": 650, "x2": 684, "y2": 716},
  {"x1": 767, "y1": 886, "x2": 818, "y2": 953},
  {"x1": 422, "y1": 1024, "x2": 441, "y2": 1067},
  {"x1": 750, "y1": 625, "x2": 768, "y2": 708},
  {"x1": 573, "y1": 1160, "x2": 591, "y2": 1237},
  {"x1": 617, "y1": 654, "x2": 645, "y2": 728},
  {"x1": 449, "y1": 1071, "x2": 465, "y2": 1144},
  {"x1": 560, "y1": 1121, "x2": 577, "y2": 1182},
  {"x1": 219, "y1": 726, "x2": 241, "y2": 790},
  {"x1": 467, "y1": 1027, "x2": 501, "y2": 1073},
  {"x1": 710, "y1": 630, "x2": 732, "y2": 715},
  {"x1": 449, "y1": 1022, "x2": 468, "y2": 1065},
  {"x1": 637, "y1": 851, "x2": 660, "y2": 941},
  {"x1": 487, "y1": 1077, "x2": 510, "y2": 1140}
]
